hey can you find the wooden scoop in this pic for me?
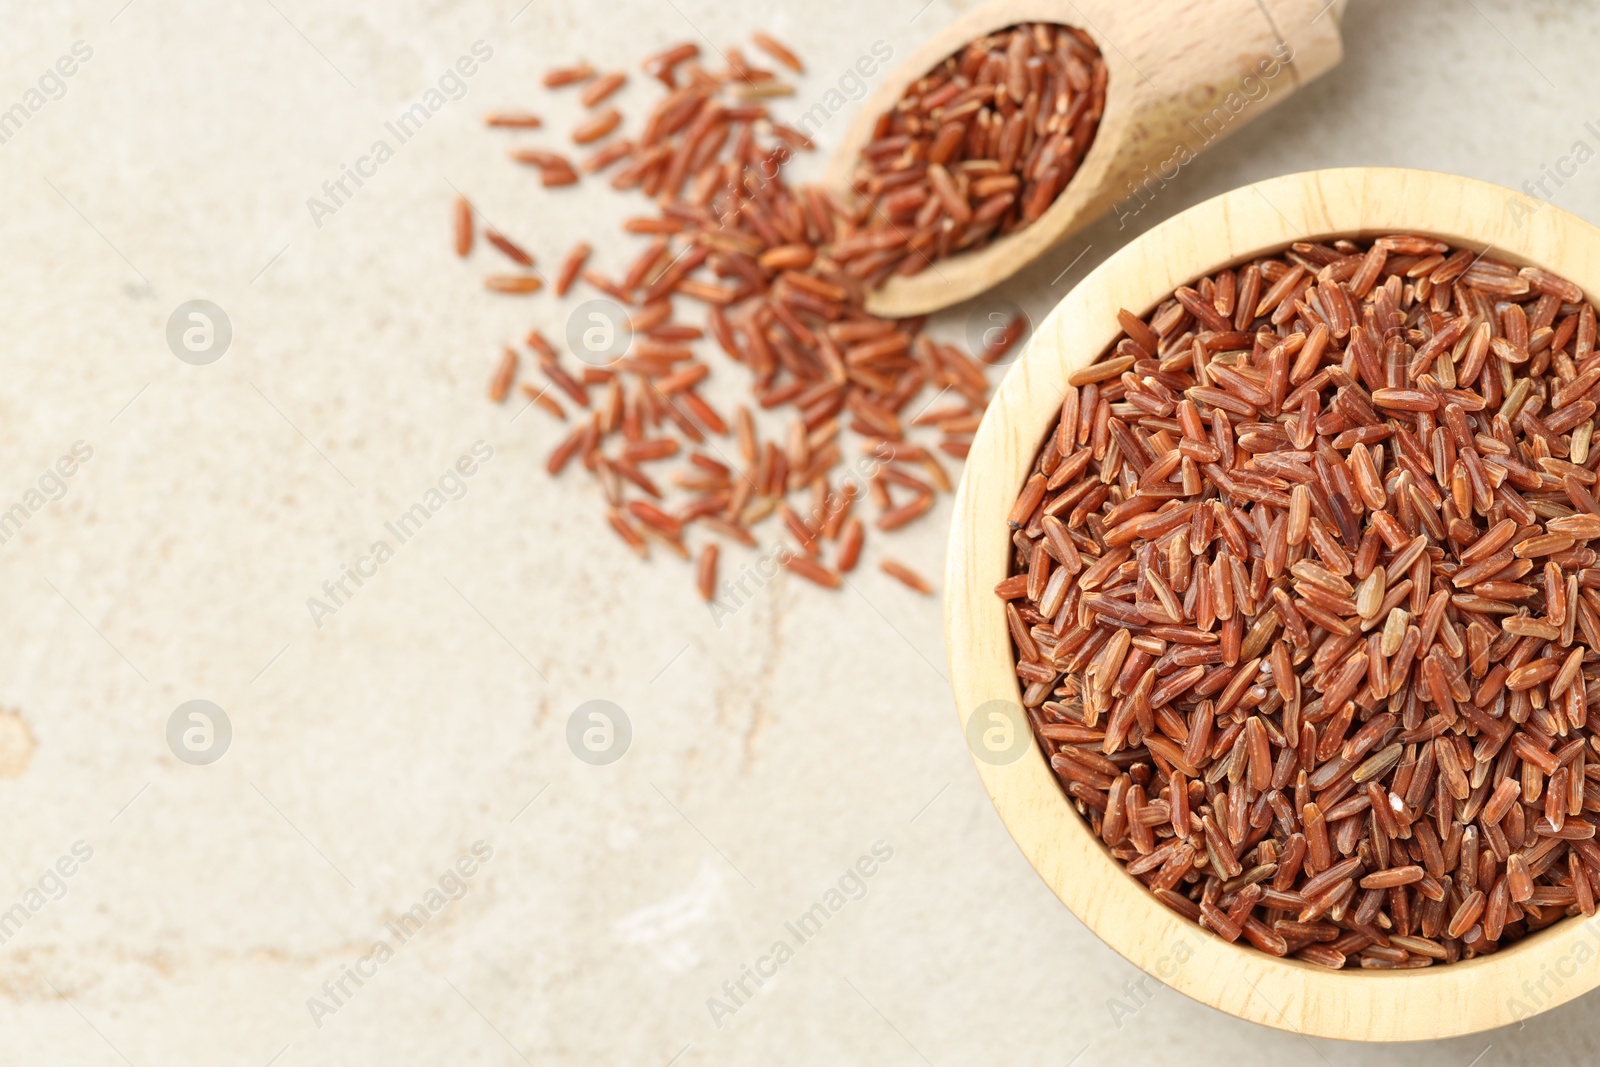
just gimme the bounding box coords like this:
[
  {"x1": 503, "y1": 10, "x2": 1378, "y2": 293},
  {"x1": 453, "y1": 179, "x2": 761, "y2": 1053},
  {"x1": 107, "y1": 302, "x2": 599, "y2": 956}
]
[{"x1": 823, "y1": 0, "x2": 1350, "y2": 318}]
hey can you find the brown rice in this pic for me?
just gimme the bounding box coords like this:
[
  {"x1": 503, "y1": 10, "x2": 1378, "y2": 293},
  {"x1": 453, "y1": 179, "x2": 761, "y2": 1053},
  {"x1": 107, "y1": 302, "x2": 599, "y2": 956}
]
[
  {"x1": 847, "y1": 22, "x2": 1106, "y2": 285},
  {"x1": 1000, "y1": 232, "x2": 1600, "y2": 969},
  {"x1": 463, "y1": 33, "x2": 1016, "y2": 599}
]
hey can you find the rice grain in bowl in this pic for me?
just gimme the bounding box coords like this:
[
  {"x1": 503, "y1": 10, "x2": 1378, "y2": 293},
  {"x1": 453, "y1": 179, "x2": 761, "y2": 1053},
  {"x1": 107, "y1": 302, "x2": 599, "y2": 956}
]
[{"x1": 945, "y1": 168, "x2": 1600, "y2": 1040}]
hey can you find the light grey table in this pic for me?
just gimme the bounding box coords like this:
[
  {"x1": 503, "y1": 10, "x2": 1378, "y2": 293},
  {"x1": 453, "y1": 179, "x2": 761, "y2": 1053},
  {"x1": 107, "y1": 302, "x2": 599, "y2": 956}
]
[{"x1": 0, "y1": 0, "x2": 1596, "y2": 1063}]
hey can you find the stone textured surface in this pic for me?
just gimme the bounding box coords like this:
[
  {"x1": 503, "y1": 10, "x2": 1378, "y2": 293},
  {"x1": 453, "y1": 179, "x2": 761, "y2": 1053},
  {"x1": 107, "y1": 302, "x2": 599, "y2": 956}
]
[{"x1": 2, "y1": 0, "x2": 1600, "y2": 1063}]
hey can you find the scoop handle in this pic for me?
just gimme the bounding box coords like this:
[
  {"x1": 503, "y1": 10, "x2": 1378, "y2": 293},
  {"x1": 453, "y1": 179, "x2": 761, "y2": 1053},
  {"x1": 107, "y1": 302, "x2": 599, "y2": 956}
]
[
  {"x1": 1087, "y1": 0, "x2": 1348, "y2": 232},
  {"x1": 832, "y1": 0, "x2": 1349, "y2": 317}
]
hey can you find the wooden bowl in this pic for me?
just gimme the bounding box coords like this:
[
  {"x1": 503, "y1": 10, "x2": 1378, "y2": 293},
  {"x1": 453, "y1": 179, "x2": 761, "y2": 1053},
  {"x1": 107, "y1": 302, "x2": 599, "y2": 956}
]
[{"x1": 944, "y1": 167, "x2": 1600, "y2": 1041}]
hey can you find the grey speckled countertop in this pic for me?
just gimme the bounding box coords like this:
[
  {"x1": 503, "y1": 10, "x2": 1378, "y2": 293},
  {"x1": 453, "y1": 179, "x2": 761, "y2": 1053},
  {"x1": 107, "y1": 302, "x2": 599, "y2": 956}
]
[{"x1": 3, "y1": 0, "x2": 1600, "y2": 1063}]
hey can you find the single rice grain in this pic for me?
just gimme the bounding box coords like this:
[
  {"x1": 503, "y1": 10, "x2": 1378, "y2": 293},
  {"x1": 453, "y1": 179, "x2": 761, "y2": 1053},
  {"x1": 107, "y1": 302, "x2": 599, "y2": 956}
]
[{"x1": 880, "y1": 558, "x2": 932, "y2": 594}]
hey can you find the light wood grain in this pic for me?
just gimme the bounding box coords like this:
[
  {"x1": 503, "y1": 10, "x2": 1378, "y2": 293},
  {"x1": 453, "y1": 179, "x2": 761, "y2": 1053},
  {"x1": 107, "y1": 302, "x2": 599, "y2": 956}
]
[
  {"x1": 944, "y1": 167, "x2": 1600, "y2": 1042},
  {"x1": 825, "y1": 0, "x2": 1347, "y2": 318}
]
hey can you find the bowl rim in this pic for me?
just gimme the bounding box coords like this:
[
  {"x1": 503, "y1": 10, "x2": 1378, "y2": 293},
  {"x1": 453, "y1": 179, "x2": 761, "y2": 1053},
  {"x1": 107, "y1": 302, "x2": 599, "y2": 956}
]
[{"x1": 944, "y1": 166, "x2": 1600, "y2": 1042}]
